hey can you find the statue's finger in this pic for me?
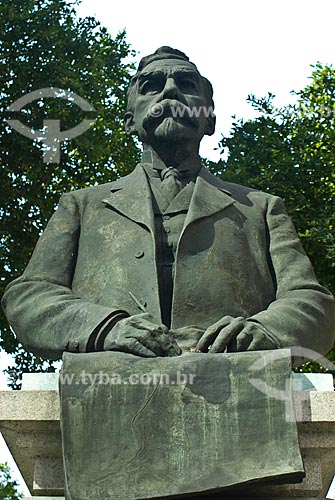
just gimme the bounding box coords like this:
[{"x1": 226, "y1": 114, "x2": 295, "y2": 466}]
[
  {"x1": 196, "y1": 315, "x2": 236, "y2": 352},
  {"x1": 150, "y1": 334, "x2": 181, "y2": 357},
  {"x1": 127, "y1": 318, "x2": 169, "y2": 335},
  {"x1": 165, "y1": 341, "x2": 182, "y2": 357},
  {"x1": 112, "y1": 338, "x2": 157, "y2": 358},
  {"x1": 234, "y1": 330, "x2": 253, "y2": 351},
  {"x1": 209, "y1": 318, "x2": 245, "y2": 353}
]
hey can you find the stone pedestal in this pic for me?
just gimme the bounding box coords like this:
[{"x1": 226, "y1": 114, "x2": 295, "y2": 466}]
[{"x1": 0, "y1": 372, "x2": 334, "y2": 500}]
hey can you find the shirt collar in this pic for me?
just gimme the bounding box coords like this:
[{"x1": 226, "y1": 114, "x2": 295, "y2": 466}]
[{"x1": 140, "y1": 146, "x2": 202, "y2": 180}]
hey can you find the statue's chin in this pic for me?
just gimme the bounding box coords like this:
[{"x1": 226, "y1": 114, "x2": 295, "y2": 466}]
[{"x1": 153, "y1": 117, "x2": 194, "y2": 142}]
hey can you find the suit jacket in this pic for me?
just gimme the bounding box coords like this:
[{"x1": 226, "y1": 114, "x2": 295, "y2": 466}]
[{"x1": 2, "y1": 165, "x2": 335, "y2": 359}]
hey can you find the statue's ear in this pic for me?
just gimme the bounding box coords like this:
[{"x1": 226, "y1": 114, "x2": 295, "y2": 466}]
[
  {"x1": 124, "y1": 111, "x2": 136, "y2": 135},
  {"x1": 205, "y1": 113, "x2": 216, "y2": 136}
]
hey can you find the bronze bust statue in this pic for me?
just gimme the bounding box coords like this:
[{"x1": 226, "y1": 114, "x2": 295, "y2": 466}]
[
  {"x1": 2, "y1": 45, "x2": 335, "y2": 500},
  {"x1": 2, "y1": 46, "x2": 334, "y2": 359}
]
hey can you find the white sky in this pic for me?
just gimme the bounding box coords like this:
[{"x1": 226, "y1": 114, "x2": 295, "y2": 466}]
[{"x1": 1, "y1": 0, "x2": 335, "y2": 496}]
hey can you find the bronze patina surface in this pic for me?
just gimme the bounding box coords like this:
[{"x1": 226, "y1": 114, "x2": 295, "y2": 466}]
[
  {"x1": 60, "y1": 350, "x2": 304, "y2": 500},
  {"x1": 2, "y1": 46, "x2": 335, "y2": 499}
]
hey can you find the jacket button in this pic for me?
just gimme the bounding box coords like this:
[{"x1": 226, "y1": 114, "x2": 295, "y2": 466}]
[
  {"x1": 135, "y1": 251, "x2": 144, "y2": 259},
  {"x1": 73, "y1": 340, "x2": 79, "y2": 350}
]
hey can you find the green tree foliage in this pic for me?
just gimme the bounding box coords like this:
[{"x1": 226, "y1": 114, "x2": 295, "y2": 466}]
[
  {"x1": 0, "y1": 0, "x2": 140, "y2": 387},
  {"x1": 209, "y1": 63, "x2": 335, "y2": 370},
  {"x1": 0, "y1": 463, "x2": 22, "y2": 500}
]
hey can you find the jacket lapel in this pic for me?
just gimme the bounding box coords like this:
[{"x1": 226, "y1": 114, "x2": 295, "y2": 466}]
[
  {"x1": 102, "y1": 164, "x2": 155, "y2": 234},
  {"x1": 180, "y1": 167, "x2": 236, "y2": 238},
  {"x1": 163, "y1": 181, "x2": 195, "y2": 214}
]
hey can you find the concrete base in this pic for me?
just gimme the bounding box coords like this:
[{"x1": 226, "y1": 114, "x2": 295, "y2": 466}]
[
  {"x1": 22, "y1": 496, "x2": 332, "y2": 500},
  {"x1": 22, "y1": 495, "x2": 325, "y2": 500},
  {"x1": 1, "y1": 373, "x2": 335, "y2": 499}
]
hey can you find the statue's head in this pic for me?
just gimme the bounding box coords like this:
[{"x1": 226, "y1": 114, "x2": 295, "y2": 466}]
[{"x1": 124, "y1": 47, "x2": 216, "y2": 147}]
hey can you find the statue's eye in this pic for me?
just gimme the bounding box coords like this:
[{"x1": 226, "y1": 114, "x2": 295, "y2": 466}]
[
  {"x1": 178, "y1": 78, "x2": 197, "y2": 93},
  {"x1": 140, "y1": 78, "x2": 164, "y2": 94}
]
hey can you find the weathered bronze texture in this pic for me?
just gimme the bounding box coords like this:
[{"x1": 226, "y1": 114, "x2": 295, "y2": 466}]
[
  {"x1": 2, "y1": 47, "x2": 334, "y2": 359},
  {"x1": 2, "y1": 46, "x2": 335, "y2": 499},
  {"x1": 60, "y1": 350, "x2": 304, "y2": 500}
]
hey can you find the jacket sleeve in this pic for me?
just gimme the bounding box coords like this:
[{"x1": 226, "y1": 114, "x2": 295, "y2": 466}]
[
  {"x1": 248, "y1": 195, "x2": 335, "y2": 356},
  {"x1": 1, "y1": 192, "x2": 123, "y2": 360}
]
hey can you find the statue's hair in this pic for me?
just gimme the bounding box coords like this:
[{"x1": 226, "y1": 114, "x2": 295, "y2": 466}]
[{"x1": 126, "y1": 46, "x2": 214, "y2": 112}]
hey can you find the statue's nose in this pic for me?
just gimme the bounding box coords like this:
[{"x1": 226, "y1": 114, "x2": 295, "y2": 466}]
[{"x1": 162, "y1": 77, "x2": 182, "y2": 100}]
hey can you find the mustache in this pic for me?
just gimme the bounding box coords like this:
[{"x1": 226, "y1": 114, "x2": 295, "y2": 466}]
[{"x1": 143, "y1": 99, "x2": 199, "y2": 131}]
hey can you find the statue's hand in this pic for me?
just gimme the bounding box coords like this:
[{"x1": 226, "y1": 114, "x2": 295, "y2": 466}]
[
  {"x1": 169, "y1": 326, "x2": 205, "y2": 352},
  {"x1": 196, "y1": 316, "x2": 278, "y2": 353},
  {"x1": 103, "y1": 313, "x2": 182, "y2": 357}
]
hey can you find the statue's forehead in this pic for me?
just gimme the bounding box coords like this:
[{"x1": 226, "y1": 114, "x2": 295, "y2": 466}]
[{"x1": 139, "y1": 59, "x2": 199, "y2": 77}]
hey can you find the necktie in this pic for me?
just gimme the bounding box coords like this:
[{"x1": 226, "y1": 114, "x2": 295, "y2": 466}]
[{"x1": 160, "y1": 166, "x2": 183, "y2": 206}]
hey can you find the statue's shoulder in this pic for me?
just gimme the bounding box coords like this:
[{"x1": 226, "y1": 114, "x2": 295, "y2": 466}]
[
  {"x1": 63, "y1": 182, "x2": 115, "y2": 200},
  {"x1": 221, "y1": 179, "x2": 274, "y2": 198},
  {"x1": 202, "y1": 169, "x2": 277, "y2": 204},
  {"x1": 61, "y1": 168, "x2": 139, "y2": 203}
]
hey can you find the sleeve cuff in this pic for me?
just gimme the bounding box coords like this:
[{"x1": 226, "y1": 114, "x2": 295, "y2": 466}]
[{"x1": 91, "y1": 310, "x2": 130, "y2": 352}]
